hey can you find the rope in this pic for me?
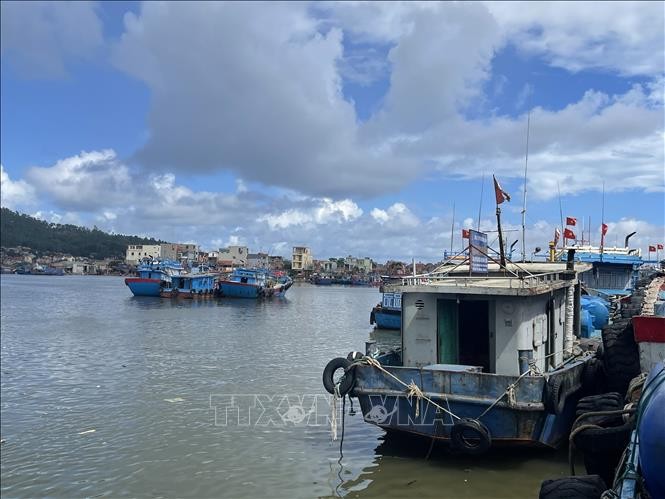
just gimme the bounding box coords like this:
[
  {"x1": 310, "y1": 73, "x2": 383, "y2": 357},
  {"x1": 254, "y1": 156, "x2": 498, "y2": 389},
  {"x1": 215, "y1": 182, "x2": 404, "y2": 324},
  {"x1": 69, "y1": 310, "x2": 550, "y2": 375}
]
[
  {"x1": 477, "y1": 367, "x2": 534, "y2": 420},
  {"x1": 361, "y1": 357, "x2": 460, "y2": 422},
  {"x1": 567, "y1": 408, "x2": 637, "y2": 475},
  {"x1": 330, "y1": 384, "x2": 340, "y2": 441},
  {"x1": 406, "y1": 381, "x2": 424, "y2": 418}
]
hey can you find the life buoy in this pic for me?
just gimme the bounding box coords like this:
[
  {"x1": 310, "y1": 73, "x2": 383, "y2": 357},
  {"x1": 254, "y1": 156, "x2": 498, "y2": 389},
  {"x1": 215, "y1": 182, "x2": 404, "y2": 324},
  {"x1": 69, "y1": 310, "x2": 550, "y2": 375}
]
[
  {"x1": 450, "y1": 418, "x2": 492, "y2": 455},
  {"x1": 322, "y1": 357, "x2": 355, "y2": 396}
]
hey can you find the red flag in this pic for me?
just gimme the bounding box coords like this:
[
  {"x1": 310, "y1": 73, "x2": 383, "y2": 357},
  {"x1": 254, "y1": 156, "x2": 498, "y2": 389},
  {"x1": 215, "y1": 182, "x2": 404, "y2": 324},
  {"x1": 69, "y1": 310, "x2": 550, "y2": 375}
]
[
  {"x1": 493, "y1": 175, "x2": 511, "y2": 204},
  {"x1": 553, "y1": 227, "x2": 560, "y2": 246},
  {"x1": 564, "y1": 228, "x2": 576, "y2": 240},
  {"x1": 649, "y1": 245, "x2": 656, "y2": 252},
  {"x1": 566, "y1": 217, "x2": 577, "y2": 226},
  {"x1": 658, "y1": 244, "x2": 664, "y2": 250},
  {"x1": 462, "y1": 229, "x2": 470, "y2": 239},
  {"x1": 601, "y1": 223, "x2": 608, "y2": 236}
]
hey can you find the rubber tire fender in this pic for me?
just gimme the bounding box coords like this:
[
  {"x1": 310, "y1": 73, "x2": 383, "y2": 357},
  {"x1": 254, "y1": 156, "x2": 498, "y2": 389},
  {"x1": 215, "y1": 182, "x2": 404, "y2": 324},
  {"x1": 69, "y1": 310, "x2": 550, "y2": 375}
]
[
  {"x1": 322, "y1": 357, "x2": 355, "y2": 396},
  {"x1": 450, "y1": 418, "x2": 491, "y2": 455},
  {"x1": 539, "y1": 475, "x2": 607, "y2": 499},
  {"x1": 544, "y1": 376, "x2": 569, "y2": 415}
]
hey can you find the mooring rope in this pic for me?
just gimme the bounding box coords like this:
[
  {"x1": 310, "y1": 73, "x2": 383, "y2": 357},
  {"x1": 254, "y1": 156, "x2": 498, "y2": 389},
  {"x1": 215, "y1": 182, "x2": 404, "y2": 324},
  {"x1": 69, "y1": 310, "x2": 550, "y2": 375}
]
[
  {"x1": 476, "y1": 366, "x2": 535, "y2": 420},
  {"x1": 360, "y1": 357, "x2": 460, "y2": 422}
]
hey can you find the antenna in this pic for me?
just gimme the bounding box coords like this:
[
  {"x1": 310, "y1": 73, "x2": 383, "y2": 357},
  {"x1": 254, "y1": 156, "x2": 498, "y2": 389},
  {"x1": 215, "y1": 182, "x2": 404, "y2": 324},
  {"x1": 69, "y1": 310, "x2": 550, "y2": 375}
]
[
  {"x1": 521, "y1": 109, "x2": 530, "y2": 261},
  {"x1": 477, "y1": 172, "x2": 484, "y2": 231},
  {"x1": 450, "y1": 201, "x2": 455, "y2": 256},
  {"x1": 557, "y1": 182, "x2": 565, "y2": 248}
]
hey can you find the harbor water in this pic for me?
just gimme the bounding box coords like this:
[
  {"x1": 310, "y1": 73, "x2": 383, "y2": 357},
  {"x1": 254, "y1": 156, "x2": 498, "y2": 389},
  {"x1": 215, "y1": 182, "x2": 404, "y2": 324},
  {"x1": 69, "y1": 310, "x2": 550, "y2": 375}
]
[{"x1": 1, "y1": 275, "x2": 571, "y2": 498}]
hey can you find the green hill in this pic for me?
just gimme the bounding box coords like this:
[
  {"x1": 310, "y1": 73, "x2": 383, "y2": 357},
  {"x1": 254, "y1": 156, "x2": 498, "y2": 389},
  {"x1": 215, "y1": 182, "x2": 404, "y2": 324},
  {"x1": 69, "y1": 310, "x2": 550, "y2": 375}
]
[{"x1": 0, "y1": 208, "x2": 166, "y2": 259}]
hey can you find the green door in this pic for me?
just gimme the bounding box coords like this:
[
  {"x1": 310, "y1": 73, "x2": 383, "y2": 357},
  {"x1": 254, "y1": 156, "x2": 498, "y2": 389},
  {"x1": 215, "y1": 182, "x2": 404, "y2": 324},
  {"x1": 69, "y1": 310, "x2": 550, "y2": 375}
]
[{"x1": 437, "y1": 300, "x2": 458, "y2": 364}]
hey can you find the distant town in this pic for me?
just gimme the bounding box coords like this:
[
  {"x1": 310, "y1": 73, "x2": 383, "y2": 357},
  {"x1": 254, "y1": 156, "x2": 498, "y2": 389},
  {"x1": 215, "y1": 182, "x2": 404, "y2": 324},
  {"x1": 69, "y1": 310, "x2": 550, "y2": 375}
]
[{"x1": 1, "y1": 242, "x2": 440, "y2": 277}]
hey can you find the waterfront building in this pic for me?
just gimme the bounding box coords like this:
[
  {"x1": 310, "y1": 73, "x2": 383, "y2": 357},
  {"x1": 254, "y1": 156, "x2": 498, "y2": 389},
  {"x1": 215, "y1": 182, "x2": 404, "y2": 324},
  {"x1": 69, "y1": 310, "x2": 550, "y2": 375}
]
[
  {"x1": 125, "y1": 244, "x2": 161, "y2": 264},
  {"x1": 247, "y1": 252, "x2": 270, "y2": 268},
  {"x1": 160, "y1": 243, "x2": 198, "y2": 261},
  {"x1": 292, "y1": 246, "x2": 313, "y2": 272},
  {"x1": 344, "y1": 255, "x2": 373, "y2": 273},
  {"x1": 218, "y1": 246, "x2": 249, "y2": 267}
]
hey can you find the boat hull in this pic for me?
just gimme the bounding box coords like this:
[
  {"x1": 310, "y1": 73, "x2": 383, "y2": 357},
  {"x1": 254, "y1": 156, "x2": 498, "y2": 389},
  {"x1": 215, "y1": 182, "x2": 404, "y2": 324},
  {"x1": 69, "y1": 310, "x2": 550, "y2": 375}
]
[
  {"x1": 125, "y1": 278, "x2": 162, "y2": 297},
  {"x1": 219, "y1": 281, "x2": 262, "y2": 298},
  {"x1": 350, "y1": 361, "x2": 585, "y2": 449},
  {"x1": 373, "y1": 309, "x2": 401, "y2": 330}
]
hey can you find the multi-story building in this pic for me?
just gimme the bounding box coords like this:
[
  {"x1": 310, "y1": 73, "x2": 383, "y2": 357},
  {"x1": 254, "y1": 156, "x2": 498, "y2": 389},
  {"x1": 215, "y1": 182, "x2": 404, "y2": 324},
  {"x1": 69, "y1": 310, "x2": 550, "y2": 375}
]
[
  {"x1": 160, "y1": 243, "x2": 198, "y2": 261},
  {"x1": 344, "y1": 255, "x2": 373, "y2": 273},
  {"x1": 292, "y1": 246, "x2": 313, "y2": 272},
  {"x1": 126, "y1": 244, "x2": 161, "y2": 264},
  {"x1": 322, "y1": 260, "x2": 338, "y2": 273},
  {"x1": 247, "y1": 252, "x2": 269, "y2": 268},
  {"x1": 218, "y1": 246, "x2": 249, "y2": 267}
]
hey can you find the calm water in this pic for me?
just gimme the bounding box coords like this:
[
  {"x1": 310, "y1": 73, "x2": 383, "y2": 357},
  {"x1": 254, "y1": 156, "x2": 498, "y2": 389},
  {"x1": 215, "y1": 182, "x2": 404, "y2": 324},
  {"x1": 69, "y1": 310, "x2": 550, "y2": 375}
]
[{"x1": 1, "y1": 275, "x2": 570, "y2": 498}]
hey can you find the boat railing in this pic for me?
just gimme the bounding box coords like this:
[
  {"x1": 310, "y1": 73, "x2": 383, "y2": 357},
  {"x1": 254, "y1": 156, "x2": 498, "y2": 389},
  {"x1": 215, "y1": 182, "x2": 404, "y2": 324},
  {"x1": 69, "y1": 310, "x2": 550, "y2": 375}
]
[{"x1": 399, "y1": 271, "x2": 571, "y2": 289}]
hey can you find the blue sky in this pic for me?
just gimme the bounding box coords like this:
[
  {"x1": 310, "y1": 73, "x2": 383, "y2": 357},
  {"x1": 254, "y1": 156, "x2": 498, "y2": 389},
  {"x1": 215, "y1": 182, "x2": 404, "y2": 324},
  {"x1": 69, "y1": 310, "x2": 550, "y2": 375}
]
[{"x1": 1, "y1": 1, "x2": 663, "y2": 261}]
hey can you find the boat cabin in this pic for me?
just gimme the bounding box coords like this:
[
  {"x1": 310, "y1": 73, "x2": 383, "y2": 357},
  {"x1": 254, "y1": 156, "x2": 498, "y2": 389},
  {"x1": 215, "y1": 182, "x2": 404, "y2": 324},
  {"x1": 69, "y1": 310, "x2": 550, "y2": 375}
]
[{"x1": 392, "y1": 263, "x2": 590, "y2": 377}]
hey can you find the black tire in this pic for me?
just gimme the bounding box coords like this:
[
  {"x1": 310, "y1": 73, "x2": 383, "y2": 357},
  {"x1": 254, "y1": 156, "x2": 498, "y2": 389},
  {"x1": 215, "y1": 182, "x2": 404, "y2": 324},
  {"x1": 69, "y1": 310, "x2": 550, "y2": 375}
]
[
  {"x1": 450, "y1": 418, "x2": 491, "y2": 455},
  {"x1": 575, "y1": 392, "x2": 622, "y2": 416},
  {"x1": 539, "y1": 475, "x2": 607, "y2": 499},
  {"x1": 582, "y1": 358, "x2": 606, "y2": 396},
  {"x1": 544, "y1": 376, "x2": 568, "y2": 415},
  {"x1": 322, "y1": 357, "x2": 354, "y2": 396},
  {"x1": 572, "y1": 414, "x2": 634, "y2": 454},
  {"x1": 602, "y1": 320, "x2": 639, "y2": 395}
]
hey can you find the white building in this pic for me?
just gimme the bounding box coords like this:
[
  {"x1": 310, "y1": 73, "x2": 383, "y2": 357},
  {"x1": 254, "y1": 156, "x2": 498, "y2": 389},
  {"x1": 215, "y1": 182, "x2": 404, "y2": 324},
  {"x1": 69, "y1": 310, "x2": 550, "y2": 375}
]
[
  {"x1": 218, "y1": 246, "x2": 249, "y2": 267},
  {"x1": 292, "y1": 246, "x2": 313, "y2": 271},
  {"x1": 345, "y1": 255, "x2": 373, "y2": 273},
  {"x1": 126, "y1": 245, "x2": 161, "y2": 264},
  {"x1": 247, "y1": 252, "x2": 269, "y2": 268},
  {"x1": 161, "y1": 243, "x2": 198, "y2": 261}
]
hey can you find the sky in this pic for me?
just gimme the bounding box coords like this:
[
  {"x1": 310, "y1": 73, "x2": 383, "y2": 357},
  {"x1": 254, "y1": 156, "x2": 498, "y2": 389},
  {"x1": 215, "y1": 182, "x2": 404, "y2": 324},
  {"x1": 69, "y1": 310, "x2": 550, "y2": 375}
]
[{"x1": 1, "y1": 1, "x2": 664, "y2": 262}]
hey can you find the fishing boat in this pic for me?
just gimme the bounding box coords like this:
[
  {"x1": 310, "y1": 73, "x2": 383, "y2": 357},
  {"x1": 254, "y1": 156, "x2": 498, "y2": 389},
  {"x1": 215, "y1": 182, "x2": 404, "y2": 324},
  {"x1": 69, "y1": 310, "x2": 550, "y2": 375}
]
[
  {"x1": 159, "y1": 265, "x2": 218, "y2": 298},
  {"x1": 218, "y1": 268, "x2": 292, "y2": 298},
  {"x1": 124, "y1": 258, "x2": 183, "y2": 297},
  {"x1": 370, "y1": 291, "x2": 402, "y2": 330},
  {"x1": 555, "y1": 242, "x2": 643, "y2": 297},
  {"x1": 324, "y1": 256, "x2": 599, "y2": 453}
]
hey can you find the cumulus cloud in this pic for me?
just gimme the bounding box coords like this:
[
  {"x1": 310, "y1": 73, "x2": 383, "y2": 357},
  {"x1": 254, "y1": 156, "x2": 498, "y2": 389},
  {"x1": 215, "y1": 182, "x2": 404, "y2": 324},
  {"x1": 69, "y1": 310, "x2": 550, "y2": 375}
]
[
  {"x1": 1, "y1": 165, "x2": 35, "y2": 208},
  {"x1": 111, "y1": 1, "x2": 414, "y2": 198},
  {"x1": 370, "y1": 203, "x2": 419, "y2": 227},
  {"x1": 487, "y1": 1, "x2": 665, "y2": 77},
  {"x1": 259, "y1": 198, "x2": 363, "y2": 229},
  {"x1": 0, "y1": 1, "x2": 103, "y2": 78},
  {"x1": 25, "y1": 150, "x2": 132, "y2": 210}
]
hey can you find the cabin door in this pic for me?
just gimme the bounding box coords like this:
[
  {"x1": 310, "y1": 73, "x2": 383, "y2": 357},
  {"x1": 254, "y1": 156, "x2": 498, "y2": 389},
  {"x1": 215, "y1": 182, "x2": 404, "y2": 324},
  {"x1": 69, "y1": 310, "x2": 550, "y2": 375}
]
[
  {"x1": 437, "y1": 300, "x2": 458, "y2": 364},
  {"x1": 458, "y1": 300, "x2": 490, "y2": 372}
]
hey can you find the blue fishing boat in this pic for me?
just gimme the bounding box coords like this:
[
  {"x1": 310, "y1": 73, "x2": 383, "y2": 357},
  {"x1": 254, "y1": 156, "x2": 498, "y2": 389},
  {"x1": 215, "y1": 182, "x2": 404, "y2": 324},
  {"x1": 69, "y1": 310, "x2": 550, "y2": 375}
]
[
  {"x1": 556, "y1": 243, "x2": 643, "y2": 297},
  {"x1": 160, "y1": 265, "x2": 218, "y2": 298},
  {"x1": 324, "y1": 260, "x2": 597, "y2": 453},
  {"x1": 218, "y1": 268, "x2": 292, "y2": 298},
  {"x1": 370, "y1": 291, "x2": 401, "y2": 330},
  {"x1": 125, "y1": 259, "x2": 183, "y2": 297}
]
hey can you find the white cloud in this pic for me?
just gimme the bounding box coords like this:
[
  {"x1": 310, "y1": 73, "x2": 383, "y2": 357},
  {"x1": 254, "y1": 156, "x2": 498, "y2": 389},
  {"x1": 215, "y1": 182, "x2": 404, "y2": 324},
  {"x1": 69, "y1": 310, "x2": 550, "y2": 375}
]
[
  {"x1": 487, "y1": 1, "x2": 665, "y2": 76},
  {"x1": 1, "y1": 165, "x2": 35, "y2": 208},
  {"x1": 25, "y1": 150, "x2": 132, "y2": 210},
  {"x1": 111, "y1": 2, "x2": 413, "y2": 198},
  {"x1": 370, "y1": 203, "x2": 419, "y2": 227},
  {"x1": 259, "y1": 198, "x2": 363, "y2": 229},
  {"x1": 0, "y1": 1, "x2": 103, "y2": 78}
]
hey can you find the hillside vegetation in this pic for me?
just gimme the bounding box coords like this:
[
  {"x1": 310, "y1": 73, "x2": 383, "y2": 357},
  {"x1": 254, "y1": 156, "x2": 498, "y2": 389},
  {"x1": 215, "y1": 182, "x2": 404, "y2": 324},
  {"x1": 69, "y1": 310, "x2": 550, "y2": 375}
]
[{"x1": 0, "y1": 208, "x2": 165, "y2": 259}]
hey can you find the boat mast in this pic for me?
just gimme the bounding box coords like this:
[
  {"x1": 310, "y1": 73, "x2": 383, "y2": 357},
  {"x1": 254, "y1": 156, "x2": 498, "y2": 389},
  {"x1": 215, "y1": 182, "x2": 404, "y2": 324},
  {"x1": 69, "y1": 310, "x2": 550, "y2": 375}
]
[
  {"x1": 450, "y1": 201, "x2": 455, "y2": 257},
  {"x1": 557, "y1": 182, "x2": 565, "y2": 249},
  {"x1": 521, "y1": 110, "x2": 530, "y2": 262},
  {"x1": 477, "y1": 172, "x2": 484, "y2": 231}
]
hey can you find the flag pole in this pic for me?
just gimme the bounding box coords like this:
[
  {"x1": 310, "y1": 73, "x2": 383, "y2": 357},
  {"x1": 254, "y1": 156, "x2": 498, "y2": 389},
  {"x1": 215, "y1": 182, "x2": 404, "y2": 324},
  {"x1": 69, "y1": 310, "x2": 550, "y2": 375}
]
[
  {"x1": 557, "y1": 182, "x2": 565, "y2": 249},
  {"x1": 496, "y1": 204, "x2": 506, "y2": 268},
  {"x1": 600, "y1": 181, "x2": 606, "y2": 260},
  {"x1": 450, "y1": 201, "x2": 455, "y2": 257}
]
